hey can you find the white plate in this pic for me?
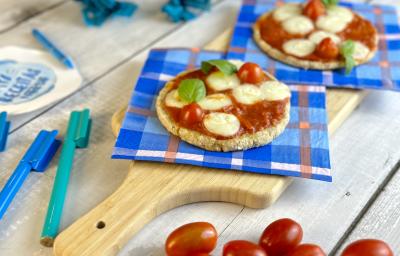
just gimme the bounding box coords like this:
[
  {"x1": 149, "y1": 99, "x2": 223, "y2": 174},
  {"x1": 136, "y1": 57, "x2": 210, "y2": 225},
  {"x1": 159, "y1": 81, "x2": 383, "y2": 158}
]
[{"x1": 0, "y1": 46, "x2": 82, "y2": 115}]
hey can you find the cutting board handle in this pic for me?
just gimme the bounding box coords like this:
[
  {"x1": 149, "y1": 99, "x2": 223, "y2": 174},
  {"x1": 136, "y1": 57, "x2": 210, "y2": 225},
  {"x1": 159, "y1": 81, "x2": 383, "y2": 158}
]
[
  {"x1": 53, "y1": 162, "x2": 180, "y2": 256},
  {"x1": 53, "y1": 161, "x2": 284, "y2": 256}
]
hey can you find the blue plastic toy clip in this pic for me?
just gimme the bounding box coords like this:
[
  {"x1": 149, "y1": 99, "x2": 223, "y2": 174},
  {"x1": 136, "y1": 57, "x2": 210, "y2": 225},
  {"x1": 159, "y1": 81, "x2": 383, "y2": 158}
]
[
  {"x1": 77, "y1": 0, "x2": 138, "y2": 27},
  {"x1": 0, "y1": 130, "x2": 61, "y2": 220},
  {"x1": 162, "y1": 0, "x2": 210, "y2": 22},
  {"x1": 0, "y1": 112, "x2": 10, "y2": 152}
]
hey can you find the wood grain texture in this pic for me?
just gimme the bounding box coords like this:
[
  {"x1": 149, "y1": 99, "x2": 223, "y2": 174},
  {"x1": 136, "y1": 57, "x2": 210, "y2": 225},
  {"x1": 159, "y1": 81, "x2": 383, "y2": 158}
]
[
  {"x1": 53, "y1": 29, "x2": 366, "y2": 255},
  {"x1": 0, "y1": 0, "x2": 66, "y2": 32},
  {"x1": 336, "y1": 1, "x2": 400, "y2": 254},
  {"x1": 339, "y1": 166, "x2": 400, "y2": 254}
]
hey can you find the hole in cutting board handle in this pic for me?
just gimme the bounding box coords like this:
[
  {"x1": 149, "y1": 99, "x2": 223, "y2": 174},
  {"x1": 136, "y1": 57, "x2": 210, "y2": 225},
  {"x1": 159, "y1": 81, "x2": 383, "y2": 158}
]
[{"x1": 96, "y1": 221, "x2": 106, "y2": 229}]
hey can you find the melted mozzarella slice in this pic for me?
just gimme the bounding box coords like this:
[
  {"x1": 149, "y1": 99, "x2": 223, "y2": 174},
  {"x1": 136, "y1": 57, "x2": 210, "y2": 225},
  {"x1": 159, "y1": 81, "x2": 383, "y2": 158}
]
[
  {"x1": 327, "y1": 6, "x2": 354, "y2": 23},
  {"x1": 283, "y1": 39, "x2": 316, "y2": 57},
  {"x1": 260, "y1": 81, "x2": 291, "y2": 101},
  {"x1": 273, "y1": 4, "x2": 302, "y2": 22},
  {"x1": 282, "y1": 15, "x2": 314, "y2": 35},
  {"x1": 232, "y1": 84, "x2": 263, "y2": 105},
  {"x1": 165, "y1": 89, "x2": 188, "y2": 108},
  {"x1": 308, "y1": 30, "x2": 342, "y2": 44},
  {"x1": 316, "y1": 15, "x2": 348, "y2": 33},
  {"x1": 198, "y1": 93, "x2": 232, "y2": 110},
  {"x1": 206, "y1": 71, "x2": 240, "y2": 92},
  {"x1": 352, "y1": 41, "x2": 370, "y2": 60},
  {"x1": 203, "y1": 113, "x2": 240, "y2": 137}
]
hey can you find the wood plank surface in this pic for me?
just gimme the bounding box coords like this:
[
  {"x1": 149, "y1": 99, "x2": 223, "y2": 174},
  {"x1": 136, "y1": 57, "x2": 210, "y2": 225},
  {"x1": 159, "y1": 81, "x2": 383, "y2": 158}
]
[
  {"x1": 0, "y1": 0, "x2": 66, "y2": 33},
  {"x1": 339, "y1": 166, "x2": 400, "y2": 253},
  {"x1": 336, "y1": 0, "x2": 400, "y2": 253},
  {"x1": 0, "y1": 0, "x2": 399, "y2": 255}
]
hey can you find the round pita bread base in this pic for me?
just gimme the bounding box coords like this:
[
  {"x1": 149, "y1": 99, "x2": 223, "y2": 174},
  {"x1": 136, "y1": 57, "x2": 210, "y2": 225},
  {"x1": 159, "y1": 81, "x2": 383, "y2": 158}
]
[
  {"x1": 156, "y1": 70, "x2": 290, "y2": 152},
  {"x1": 253, "y1": 12, "x2": 378, "y2": 70}
]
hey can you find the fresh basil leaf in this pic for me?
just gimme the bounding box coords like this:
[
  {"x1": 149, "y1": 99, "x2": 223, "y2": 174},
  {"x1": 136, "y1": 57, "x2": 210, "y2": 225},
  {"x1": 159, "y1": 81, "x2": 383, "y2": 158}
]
[
  {"x1": 322, "y1": 0, "x2": 338, "y2": 7},
  {"x1": 178, "y1": 79, "x2": 206, "y2": 103},
  {"x1": 340, "y1": 40, "x2": 356, "y2": 74},
  {"x1": 344, "y1": 55, "x2": 356, "y2": 74},
  {"x1": 201, "y1": 60, "x2": 238, "y2": 75},
  {"x1": 340, "y1": 40, "x2": 355, "y2": 55}
]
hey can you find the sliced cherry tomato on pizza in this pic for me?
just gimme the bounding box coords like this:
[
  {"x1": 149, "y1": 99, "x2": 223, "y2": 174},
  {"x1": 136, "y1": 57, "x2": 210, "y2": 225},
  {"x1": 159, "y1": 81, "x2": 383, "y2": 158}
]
[
  {"x1": 165, "y1": 222, "x2": 218, "y2": 256},
  {"x1": 259, "y1": 218, "x2": 303, "y2": 256},
  {"x1": 289, "y1": 244, "x2": 326, "y2": 256},
  {"x1": 316, "y1": 38, "x2": 340, "y2": 59},
  {"x1": 303, "y1": 0, "x2": 325, "y2": 20},
  {"x1": 237, "y1": 62, "x2": 266, "y2": 84},
  {"x1": 223, "y1": 240, "x2": 267, "y2": 256},
  {"x1": 341, "y1": 239, "x2": 393, "y2": 256},
  {"x1": 179, "y1": 103, "x2": 204, "y2": 125}
]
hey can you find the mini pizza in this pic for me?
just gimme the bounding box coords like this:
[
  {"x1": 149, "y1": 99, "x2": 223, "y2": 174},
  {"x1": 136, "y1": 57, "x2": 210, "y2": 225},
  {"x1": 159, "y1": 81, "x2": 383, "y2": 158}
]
[
  {"x1": 253, "y1": 0, "x2": 378, "y2": 72},
  {"x1": 156, "y1": 60, "x2": 291, "y2": 152}
]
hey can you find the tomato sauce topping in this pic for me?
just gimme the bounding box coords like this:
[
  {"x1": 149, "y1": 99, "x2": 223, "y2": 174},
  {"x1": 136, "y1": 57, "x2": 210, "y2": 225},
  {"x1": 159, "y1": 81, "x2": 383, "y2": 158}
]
[
  {"x1": 338, "y1": 15, "x2": 377, "y2": 49},
  {"x1": 163, "y1": 70, "x2": 289, "y2": 140},
  {"x1": 257, "y1": 10, "x2": 377, "y2": 61}
]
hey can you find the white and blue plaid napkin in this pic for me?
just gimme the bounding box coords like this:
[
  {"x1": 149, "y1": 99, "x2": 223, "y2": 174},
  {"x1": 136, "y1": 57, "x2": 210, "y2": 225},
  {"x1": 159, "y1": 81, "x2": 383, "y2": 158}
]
[{"x1": 112, "y1": 48, "x2": 332, "y2": 181}]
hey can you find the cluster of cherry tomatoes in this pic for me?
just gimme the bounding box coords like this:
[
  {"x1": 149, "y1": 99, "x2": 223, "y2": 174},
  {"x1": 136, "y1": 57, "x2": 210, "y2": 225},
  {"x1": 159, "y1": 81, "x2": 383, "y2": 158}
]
[{"x1": 165, "y1": 218, "x2": 394, "y2": 256}]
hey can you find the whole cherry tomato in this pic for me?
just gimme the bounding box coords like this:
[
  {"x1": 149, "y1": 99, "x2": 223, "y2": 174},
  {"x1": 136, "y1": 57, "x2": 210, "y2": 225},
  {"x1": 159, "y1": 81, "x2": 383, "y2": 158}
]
[
  {"x1": 237, "y1": 62, "x2": 266, "y2": 84},
  {"x1": 165, "y1": 222, "x2": 218, "y2": 256},
  {"x1": 259, "y1": 218, "x2": 303, "y2": 256},
  {"x1": 179, "y1": 103, "x2": 204, "y2": 125},
  {"x1": 303, "y1": 0, "x2": 325, "y2": 20},
  {"x1": 223, "y1": 240, "x2": 268, "y2": 256},
  {"x1": 289, "y1": 244, "x2": 326, "y2": 256},
  {"x1": 341, "y1": 239, "x2": 393, "y2": 256},
  {"x1": 316, "y1": 38, "x2": 339, "y2": 59}
]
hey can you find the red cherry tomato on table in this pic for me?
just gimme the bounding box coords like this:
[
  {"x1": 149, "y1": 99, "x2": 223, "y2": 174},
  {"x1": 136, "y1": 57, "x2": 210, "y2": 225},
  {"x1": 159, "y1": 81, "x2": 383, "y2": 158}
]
[
  {"x1": 316, "y1": 38, "x2": 339, "y2": 59},
  {"x1": 223, "y1": 240, "x2": 268, "y2": 256},
  {"x1": 303, "y1": 0, "x2": 325, "y2": 20},
  {"x1": 237, "y1": 62, "x2": 266, "y2": 84},
  {"x1": 165, "y1": 222, "x2": 218, "y2": 256},
  {"x1": 259, "y1": 218, "x2": 303, "y2": 256},
  {"x1": 179, "y1": 103, "x2": 204, "y2": 126},
  {"x1": 289, "y1": 244, "x2": 326, "y2": 256},
  {"x1": 341, "y1": 239, "x2": 393, "y2": 256}
]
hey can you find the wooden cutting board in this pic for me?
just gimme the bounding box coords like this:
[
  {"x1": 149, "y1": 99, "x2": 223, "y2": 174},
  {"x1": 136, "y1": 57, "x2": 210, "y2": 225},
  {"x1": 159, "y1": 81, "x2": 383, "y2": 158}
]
[{"x1": 53, "y1": 30, "x2": 367, "y2": 256}]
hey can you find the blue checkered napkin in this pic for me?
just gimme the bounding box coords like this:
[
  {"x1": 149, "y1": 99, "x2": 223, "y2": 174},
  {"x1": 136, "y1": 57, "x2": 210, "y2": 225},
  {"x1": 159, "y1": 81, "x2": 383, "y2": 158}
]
[
  {"x1": 112, "y1": 48, "x2": 332, "y2": 182},
  {"x1": 227, "y1": 0, "x2": 400, "y2": 91}
]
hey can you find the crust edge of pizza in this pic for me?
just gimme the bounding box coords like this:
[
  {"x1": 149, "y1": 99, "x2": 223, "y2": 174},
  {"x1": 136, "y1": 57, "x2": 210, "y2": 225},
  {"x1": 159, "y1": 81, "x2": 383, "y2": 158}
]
[
  {"x1": 252, "y1": 12, "x2": 378, "y2": 70},
  {"x1": 155, "y1": 70, "x2": 291, "y2": 152}
]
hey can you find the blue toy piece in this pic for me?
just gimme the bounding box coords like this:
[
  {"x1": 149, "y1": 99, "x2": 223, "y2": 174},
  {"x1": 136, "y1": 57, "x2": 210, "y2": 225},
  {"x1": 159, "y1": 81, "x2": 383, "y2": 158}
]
[
  {"x1": 113, "y1": 2, "x2": 138, "y2": 17},
  {"x1": 0, "y1": 112, "x2": 10, "y2": 152},
  {"x1": 0, "y1": 130, "x2": 61, "y2": 219},
  {"x1": 162, "y1": 0, "x2": 211, "y2": 22},
  {"x1": 162, "y1": 4, "x2": 184, "y2": 22},
  {"x1": 185, "y1": 0, "x2": 210, "y2": 10},
  {"x1": 181, "y1": 9, "x2": 196, "y2": 21},
  {"x1": 76, "y1": 0, "x2": 138, "y2": 27}
]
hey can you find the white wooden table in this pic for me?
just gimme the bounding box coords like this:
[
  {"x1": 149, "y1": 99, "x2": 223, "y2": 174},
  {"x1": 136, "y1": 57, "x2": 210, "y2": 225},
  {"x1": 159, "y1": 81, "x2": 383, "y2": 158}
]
[{"x1": 0, "y1": 0, "x2": 399, "y2": 255}]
